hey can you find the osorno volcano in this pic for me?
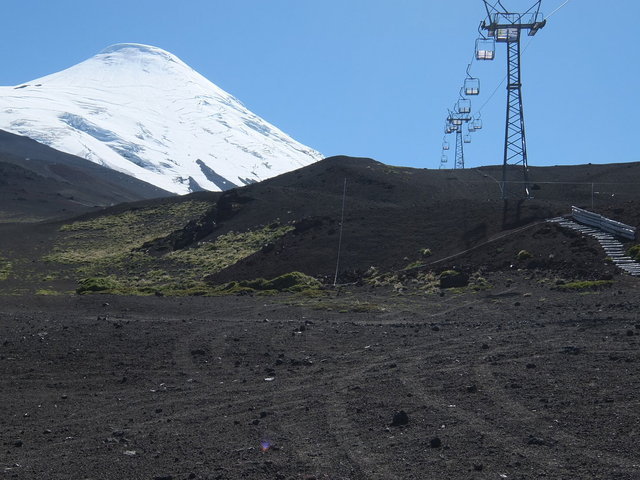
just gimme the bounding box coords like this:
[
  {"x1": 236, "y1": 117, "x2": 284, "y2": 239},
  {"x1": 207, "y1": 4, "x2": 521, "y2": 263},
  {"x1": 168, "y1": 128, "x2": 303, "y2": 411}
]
[{"x1": 0, "y1": 43, "x2": 323, "y2": 194}]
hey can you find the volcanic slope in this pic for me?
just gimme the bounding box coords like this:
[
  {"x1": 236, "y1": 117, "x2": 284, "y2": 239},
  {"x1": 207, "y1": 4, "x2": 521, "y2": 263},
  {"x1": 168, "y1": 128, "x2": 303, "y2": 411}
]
[
  {"x1": 0, "y1": 129, "x2": 171, "y2": 222},
  {"x1": 0, "y1": 43, "x2": 322, "y2": 194},
  {"x1": 2, "y1": 156, "x2": 640, "y2": 295}
]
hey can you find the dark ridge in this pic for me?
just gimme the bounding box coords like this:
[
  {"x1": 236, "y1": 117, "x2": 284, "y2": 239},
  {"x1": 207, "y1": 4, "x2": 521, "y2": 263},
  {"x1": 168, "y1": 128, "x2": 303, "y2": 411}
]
[{"x1": 0, "y1": 129, "x2": 172, "y2": 221}]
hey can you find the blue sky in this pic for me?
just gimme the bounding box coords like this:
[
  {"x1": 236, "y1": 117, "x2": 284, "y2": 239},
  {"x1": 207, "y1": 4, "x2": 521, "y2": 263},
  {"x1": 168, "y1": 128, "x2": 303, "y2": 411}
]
[{"x1": 0, "y1": 0, "x2": 637, "y2": 170}]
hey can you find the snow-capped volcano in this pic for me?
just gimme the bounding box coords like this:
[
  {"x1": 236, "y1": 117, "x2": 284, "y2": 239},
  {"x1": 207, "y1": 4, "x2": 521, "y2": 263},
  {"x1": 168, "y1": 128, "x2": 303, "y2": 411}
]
[{"x1": 0, "y1": 43, "x2": 322, "y2": 194}]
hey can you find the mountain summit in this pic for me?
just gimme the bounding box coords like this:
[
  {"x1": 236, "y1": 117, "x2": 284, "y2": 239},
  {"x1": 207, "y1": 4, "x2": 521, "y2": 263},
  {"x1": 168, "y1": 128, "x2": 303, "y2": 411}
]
[{"x1": 0, "y1": 43, "x2": 322, "y2": 194}]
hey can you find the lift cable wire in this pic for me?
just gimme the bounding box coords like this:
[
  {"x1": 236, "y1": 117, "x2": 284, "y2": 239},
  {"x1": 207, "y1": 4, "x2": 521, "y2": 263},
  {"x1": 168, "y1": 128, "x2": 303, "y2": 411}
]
[{"x1": 546, "y1": 0, "x2": 571, "y2": 19}]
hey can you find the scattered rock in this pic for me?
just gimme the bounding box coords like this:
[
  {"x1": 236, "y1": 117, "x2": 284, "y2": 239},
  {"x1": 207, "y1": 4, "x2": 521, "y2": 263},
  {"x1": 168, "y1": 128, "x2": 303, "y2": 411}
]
[
  {"x1": 626, "y1": 330, "x2": 635, "y2": 337},
  {"x1": 391, "y1": 410, "x2": 409, "y2": 427},
  {"x1": 429, "y1": 437, "x2": 442, "y2": 448},
  {"x1": 527, "y1": 435, "x2": 547, "y2": 446},
  {"x1": 439, "y1": 271, "x2": 469, "y2": 289},
  {"x1": 563, "y1": 346, "x2": 581, "y2": 355},
  {"x1": 526, "y1": 363, "x2": 536, "y2": 369},
  {"x1": 473, "y1": 464, "x2": 484, "y2": 471},
  {"x1": 465, "y1": 385, "x2": 478, "y2": 393}
]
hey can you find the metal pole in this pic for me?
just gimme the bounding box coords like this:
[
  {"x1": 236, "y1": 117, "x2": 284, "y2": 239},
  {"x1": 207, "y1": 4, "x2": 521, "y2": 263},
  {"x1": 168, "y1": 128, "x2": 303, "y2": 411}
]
[{"x1": 333, "y1": 178, "x2": 347, "y2": 286}]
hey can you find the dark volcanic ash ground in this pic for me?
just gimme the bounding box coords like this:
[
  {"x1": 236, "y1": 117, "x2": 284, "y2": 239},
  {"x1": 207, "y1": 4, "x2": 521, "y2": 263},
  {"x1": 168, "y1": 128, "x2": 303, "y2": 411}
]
[{"x1": 2, "y1": 273, "x2": 640, "y2": 480}]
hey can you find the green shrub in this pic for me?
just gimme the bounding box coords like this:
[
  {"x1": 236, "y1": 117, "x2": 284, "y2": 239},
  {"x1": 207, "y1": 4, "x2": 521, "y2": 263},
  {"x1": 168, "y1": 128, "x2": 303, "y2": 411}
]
[
  {"x1": 420, "y1": 248, "x2": 432, "y2": 258},
  {"x1": 628, "y1": 245, "x2": 640, "y2": 261},
  {"x1": 213, "y1": 272, "x2": 322, "y2": 295},
  {"x1": 517, "y1": 250, "x2": 533, "y2": 260},
  {"x1": 76, "y1": 276, "x2": 120, "y2": 294},
  {"x1": 556, "y1": 280, "x2": 613, "y2": 291}
]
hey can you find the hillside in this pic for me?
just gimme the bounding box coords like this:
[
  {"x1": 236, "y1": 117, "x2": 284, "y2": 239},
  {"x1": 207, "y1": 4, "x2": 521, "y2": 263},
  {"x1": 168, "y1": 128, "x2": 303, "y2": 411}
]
[
  {"x1": 0, "y1": 130, "x2": 171, "y2": 222},
  {"x1": 1, "y1": 156, "x2": 639, "y2": 295}
]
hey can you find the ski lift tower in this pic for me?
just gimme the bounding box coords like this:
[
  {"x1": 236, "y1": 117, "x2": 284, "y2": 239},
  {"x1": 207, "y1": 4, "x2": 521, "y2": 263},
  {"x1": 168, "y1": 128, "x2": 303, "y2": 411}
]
[{"x1": 479, "y1": 1, "x2": 546, "y2": 199}]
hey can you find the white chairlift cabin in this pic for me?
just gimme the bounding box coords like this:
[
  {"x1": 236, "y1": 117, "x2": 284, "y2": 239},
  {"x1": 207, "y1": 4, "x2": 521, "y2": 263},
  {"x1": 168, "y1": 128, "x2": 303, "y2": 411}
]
[
  {"x1": 496, "y1": 27, "x2": 519, "y2": 43},
  {"x1": 457, "y1": 98, "x2": 471, "y2": 115},
  {"x1": 472, "y1": 115, "x2": 483, "y2": 130},
  {"x1": 464, "y1": 64, "x2": 480, "y2": 96},
  {"x1": 464, "y1": 77, "x2": 480, "y2": 96},
  {"x1": 442, "y1": 137, "x2": 450, "y2": 150},
  {"x1": 441, "y1": 154, "x2": 448, "y2": 163},
  {"x1": 464, "y1": 134, "x2": 472, "y2": 144},
  {"x1": 475, "y1": 37, "x2": 495, "y2": 60}
]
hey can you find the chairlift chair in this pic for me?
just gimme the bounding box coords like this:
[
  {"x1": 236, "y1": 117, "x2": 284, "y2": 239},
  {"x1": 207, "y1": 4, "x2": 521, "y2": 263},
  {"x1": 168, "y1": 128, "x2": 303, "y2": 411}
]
[
  {"x1": 473, "y1": 117, "x2": 483, "y2": 130},
  {"x1": 475, "y1": 37, "x2": 495, "y2": 60},
  {"x1": 442, "y1": 139, "x2": 450, "y2": 150},
  {"x1": 457, "y1": 99, "x2": 471, "y2": 114},
  {"x1": 441, "y1": 154, "x2": 448, "y2": 163},
  {"x1": 464, "y1": 77, "x2": 480, "y2": 96},
  {"x1": 496, "y1": 28, "x2": 518, "y2": 43},
  {"x1": 464, "y1": 134, "x2": 471, "y2": 144}
]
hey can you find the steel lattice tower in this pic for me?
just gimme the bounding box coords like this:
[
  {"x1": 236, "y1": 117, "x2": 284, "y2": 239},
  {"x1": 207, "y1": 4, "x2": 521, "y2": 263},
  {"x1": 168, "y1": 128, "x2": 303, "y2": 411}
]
[
  {"x1": 455, "y1": 128, "x2": 464, "y2": 169},
  {"x1": 480, "y1": 1, "x2": 545, "y2": 199}
]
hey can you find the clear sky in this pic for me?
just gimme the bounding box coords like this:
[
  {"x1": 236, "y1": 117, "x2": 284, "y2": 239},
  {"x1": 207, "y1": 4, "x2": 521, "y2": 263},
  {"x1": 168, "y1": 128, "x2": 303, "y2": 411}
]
[{"x1": 0, "y1": 0, "x2": 637, "y2": 170}]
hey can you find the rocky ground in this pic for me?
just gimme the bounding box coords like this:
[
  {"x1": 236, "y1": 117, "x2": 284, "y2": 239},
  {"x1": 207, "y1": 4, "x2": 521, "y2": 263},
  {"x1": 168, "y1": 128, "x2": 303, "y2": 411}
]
[{"x1": 2, "y1": 271, "x2": 640, "y2": 480}]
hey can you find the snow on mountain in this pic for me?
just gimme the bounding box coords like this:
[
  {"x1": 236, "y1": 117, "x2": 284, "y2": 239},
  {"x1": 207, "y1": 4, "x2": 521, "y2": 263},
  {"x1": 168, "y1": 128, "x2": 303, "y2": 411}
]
[{"x1": 0, "y1": 43, "x2": 323, "y2": 194}]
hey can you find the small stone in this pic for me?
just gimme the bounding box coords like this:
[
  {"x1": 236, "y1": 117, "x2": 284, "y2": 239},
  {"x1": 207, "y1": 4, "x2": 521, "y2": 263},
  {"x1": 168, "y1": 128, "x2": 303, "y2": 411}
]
[
  {"x1": 429, "y1": 437, "x2": 442, "y2": 448},
  {"x1": 526, "y1": 363, "x2": 536, "y2": 369},
  {"x1": 473, "y1": 464, "x2": 483, "y2": 471},
  {"x1": 391, "y1": 410, "x2": 409, "y2": 427},
  {"x1": 527, "y1": 435, "x2": 546, "y2": 446},
  {"x1": 626, "y1": 330, "x2": 635, "y2": 337},
  {"x1": 465, "y1": 385, "x2": 478, "y2": 393},
  {"x1": 153, "y1": 476, "x2": 173, "y2": 480},
  {"x1": 13, "y1": 440, "x2": 23, "y2": 447}
]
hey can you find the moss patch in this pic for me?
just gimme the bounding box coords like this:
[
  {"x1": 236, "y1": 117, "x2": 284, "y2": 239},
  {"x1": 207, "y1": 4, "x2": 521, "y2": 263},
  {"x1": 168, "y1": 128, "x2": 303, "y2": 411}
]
[
  {"x1": 0, "y1": 256, "x2": 11, "y2": 281},
  {"x1": 556, "y1": 280, "x2": 613, "y2": 291}
]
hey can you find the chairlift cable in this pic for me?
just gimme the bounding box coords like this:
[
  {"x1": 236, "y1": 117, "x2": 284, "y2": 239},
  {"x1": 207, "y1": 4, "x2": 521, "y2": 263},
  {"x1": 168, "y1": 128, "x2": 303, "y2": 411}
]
[{"x1": 546, "y1": 0, "x2": 571, "y2": 19}]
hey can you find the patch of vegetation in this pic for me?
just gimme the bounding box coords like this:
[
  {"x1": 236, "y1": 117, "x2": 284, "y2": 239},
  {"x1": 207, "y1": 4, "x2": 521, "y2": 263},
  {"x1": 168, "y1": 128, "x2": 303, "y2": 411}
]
[
  {"x1": 44, "y1": 201, "x2": 297, "y2": 295},
  {"x1": 420, "y1": 248, "x2": 432, "y2": 258},
  {"x1": 35, "y1": 289, "x2": 61, "y2": 296},
  {"x1": 404, "y1": 260, "x2": 425, "y2": 270},
  {"x1": 76, "y1": 276, "x2": 121, "y2": 294},
  {"x1": 556, "y1": 280, "x2": 613, "y2": 291},
  {"x1": 212, "y1": 271, "x2": 322, "y2": 295},
  {"x1": 516, "y1": 249, "x2": 533, "y2": 261},
  {"x1": 168, "y1": 224, "x2": 294, "y2": 278},
  {"x1": 470, "y1": 272, "x2": 492, "y2": 291},
  {"x1": 0, "y1": 256, "x2": 11, "y2": 281},
  {"x1": 628, "y1": 245, "x2": 640, "y2": 261}
]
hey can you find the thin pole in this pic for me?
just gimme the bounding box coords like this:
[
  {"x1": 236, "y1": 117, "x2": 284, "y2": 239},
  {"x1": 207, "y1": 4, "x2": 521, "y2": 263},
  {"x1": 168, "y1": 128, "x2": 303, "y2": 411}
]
[
  {"x1": 591, "y1": 183, "x2": 594, "y2": 209},
  {"x1": 333, "y1": 178, "x2": 347, "y2": 286}
]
